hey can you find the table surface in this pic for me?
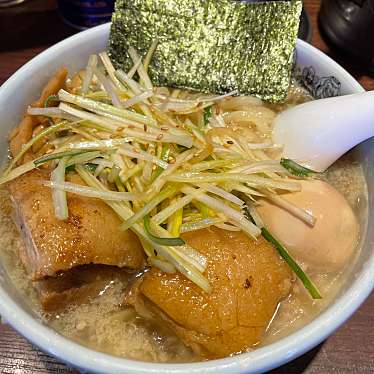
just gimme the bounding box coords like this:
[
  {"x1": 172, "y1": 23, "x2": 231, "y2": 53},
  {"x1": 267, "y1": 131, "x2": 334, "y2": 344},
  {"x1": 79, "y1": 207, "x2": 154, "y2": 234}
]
[{"x1": 1, "y1": 1, "x2": 373, "y2": 373}]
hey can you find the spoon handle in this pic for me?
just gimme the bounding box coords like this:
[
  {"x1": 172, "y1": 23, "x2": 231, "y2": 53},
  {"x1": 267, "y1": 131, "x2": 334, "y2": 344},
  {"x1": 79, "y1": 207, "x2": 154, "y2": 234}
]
[{"x1": 272, "y1": 91, "x2": 374, "y2": 172}]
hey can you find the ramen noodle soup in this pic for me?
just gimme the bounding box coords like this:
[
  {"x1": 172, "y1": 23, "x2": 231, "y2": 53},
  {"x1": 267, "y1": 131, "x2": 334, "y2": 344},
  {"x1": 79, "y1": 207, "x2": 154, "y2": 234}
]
[{"x1": 0, "y1": 50, "x2": 367, "y2": 362}]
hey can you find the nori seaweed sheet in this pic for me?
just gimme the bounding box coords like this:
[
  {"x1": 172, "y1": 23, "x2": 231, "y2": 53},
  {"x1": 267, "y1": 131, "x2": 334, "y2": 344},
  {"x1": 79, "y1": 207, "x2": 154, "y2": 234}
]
[{"x1": 108, "y1": 0, "x2": 302, "y2": 102}]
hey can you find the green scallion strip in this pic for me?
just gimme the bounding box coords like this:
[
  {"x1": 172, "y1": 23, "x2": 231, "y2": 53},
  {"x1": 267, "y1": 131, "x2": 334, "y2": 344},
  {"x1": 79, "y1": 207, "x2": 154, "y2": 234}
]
[
  {"x1": 144, "y1": 214, "x2": 185, "y2": 246},
  {"x1": 44, "y1": 95, "x2": 60, "y2": 125},
  {"x1": 242, "y1": 202, "x2": 321, "y2": 299},
  {"x1": 34, "y1": 149, "x2": 91, "y2": 166},
  {"x1": 203, "y1": 106, "x2": 212, "y2": 126},
  {"x1": 280, "y1": 158, "x2": 317, "y2": 177},
  {"x1": 44, "y1": 95, "x2": 60, "y2": 108},
  {"x1": 261, "y1": 227, "x2": 321, "y2": 299},
  {"x1": 66, "y1": 151, "x2": 102, "y2": 167}
]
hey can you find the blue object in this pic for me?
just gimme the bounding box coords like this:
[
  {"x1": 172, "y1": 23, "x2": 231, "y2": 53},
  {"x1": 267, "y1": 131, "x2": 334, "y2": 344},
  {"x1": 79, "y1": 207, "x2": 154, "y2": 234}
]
[{"x1": 57, "y1": 0, "x2": 115, "y2": 30}]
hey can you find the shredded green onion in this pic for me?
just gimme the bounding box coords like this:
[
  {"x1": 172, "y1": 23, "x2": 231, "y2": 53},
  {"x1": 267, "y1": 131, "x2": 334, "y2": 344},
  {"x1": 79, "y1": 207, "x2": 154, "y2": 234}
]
[
  {"x1": 242, "y1": 203, "x2": 321, "y2": 299},
  {"x1": 261, "y1": 227, "x2": 322, "y2": 299},
  {"x1": 34, "y1": 150, "x2": 91, "y2": 166},
  {"x1": 2, "y1": 49, "x2": 328, "y2": 296},
  {"x1": 44, "y1": 95, "x2": 60, "y2": 108},
  {"x1": 203, "y1": 106, "x2": 212, "y2": 126},
  {"x1": 152, "y1": 144, "x2": 170, "y2": 180},
  {"x1": 144, "y1": 214, "x2": 185, "y2": 246},
  {"x1": 4, "y1": 121, "x2": 69, "y2": 175},
  {"x1": 280, "y1": 158, "x2": 318, "y2": 177}
]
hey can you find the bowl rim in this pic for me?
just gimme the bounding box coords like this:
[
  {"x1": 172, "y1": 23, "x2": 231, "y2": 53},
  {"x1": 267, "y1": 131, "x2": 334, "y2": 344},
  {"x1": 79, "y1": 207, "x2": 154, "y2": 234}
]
[{"x1": 0, "y1": 23, "x2": 371, "y2": 374}]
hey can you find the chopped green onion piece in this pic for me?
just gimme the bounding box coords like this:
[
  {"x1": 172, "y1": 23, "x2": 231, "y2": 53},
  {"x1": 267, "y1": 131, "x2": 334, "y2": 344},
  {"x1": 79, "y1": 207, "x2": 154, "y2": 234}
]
[
  {"x1": 34, "y1": 150, "x2": 90, "y2": 166},
  {"x1": 203, "y1": 106, "x2": 212, "y2": 126},
  {"x1": 280, "y1": 158, "x2": 317, "y2": 177},
  {"x1": 261, "y1": 227, "x2": 322, "y2": 299},
  {"x1": 44, "y1": 95, "x2": 60, "y2": 108},
  {"x1": 144, "y1": 214, "x2": 185, "y2": 246}
]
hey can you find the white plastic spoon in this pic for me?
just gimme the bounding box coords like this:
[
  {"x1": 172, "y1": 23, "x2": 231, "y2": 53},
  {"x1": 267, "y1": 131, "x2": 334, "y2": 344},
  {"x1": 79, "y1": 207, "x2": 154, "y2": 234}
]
[{"x1": 272, "y1": 90, "x2": 374, "y2": 172}]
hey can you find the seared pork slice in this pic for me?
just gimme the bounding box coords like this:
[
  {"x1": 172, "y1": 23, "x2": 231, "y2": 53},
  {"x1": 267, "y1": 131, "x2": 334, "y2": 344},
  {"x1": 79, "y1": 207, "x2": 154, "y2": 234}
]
[
  {"x1": 8, "y1": 169, "x2": 145, "y2": 280},
  {"x1": 35, "y1": 265, "x2": 131, "y2": 312},
  {"x1": 9, "y1": 67, "x2": 68, "y2": 160},
  {"x1": 126, "y1": 227, "x2": 292, "y2": 359}
]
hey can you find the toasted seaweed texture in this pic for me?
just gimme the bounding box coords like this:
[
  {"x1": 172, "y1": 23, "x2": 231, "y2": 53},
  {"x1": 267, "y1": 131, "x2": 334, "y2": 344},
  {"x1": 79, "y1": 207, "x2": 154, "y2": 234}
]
[{"x1": 109, "y1": 0, "x2": 302, "y2": 102}]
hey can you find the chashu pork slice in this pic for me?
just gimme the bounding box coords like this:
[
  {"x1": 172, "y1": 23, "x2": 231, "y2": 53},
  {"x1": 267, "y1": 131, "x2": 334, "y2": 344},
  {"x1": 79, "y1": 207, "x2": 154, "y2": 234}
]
[
  {"x1": 8, "y1": 169, "x2": 145, "y2": 280},
  {"x1": 35, "y1": 265, "x2": 132, "y2": 313},
  {"x1": 126, "y1": 227, "x2": 292, "y2": 359}
]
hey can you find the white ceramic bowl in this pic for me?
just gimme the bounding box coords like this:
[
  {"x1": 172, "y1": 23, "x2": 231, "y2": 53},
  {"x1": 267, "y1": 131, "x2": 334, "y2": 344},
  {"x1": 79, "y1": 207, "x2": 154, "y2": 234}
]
[{"x1": 0, "y1": 23, "x2": 373, "y2": 374}]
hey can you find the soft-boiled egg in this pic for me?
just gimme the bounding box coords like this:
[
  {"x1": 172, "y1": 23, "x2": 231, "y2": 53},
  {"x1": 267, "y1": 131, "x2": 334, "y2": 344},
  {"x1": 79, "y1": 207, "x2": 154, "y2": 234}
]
[{"x1": 256, "y1": 180, "x2": 359, "y2": 272}]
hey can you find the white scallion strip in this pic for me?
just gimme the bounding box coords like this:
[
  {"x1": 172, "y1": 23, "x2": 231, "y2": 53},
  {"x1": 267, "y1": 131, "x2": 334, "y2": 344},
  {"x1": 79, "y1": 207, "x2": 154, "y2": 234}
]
[
  {"x1": 59, "y1": 89, "x2": 155, "y2": 126},
  {"x1": 89, "y1": 158, "x2": 114, "y2": 168},
  {"x1": 51, "y1": 157, "x2": 69, "y2": 220},
  {"x1": 149, "y1": 149, "x2": 196, "y2": 194},
  {"x1": 148, "y1": 257, "x2": 176, "y2": 273},
  {"x1": 120, "y1": 185, "x2": 177, "y2": 231},
  {"x1": 152, "y1": 194, "x2": 196, "y2": 224},
  {"x1": 169, "y1": 172, "x2": 302, "y2": 192},
  {"x1": 115, "y1": 69, "x2": 145, "y2": 96},
  {"x1": 61, "y1": 89, "x2": 193, "y2": 140},
  {"x1": 81, "y1": 54, "x2": 97, "y2": 94},
  {"x1": 66, "y1": 138, "x2": 132, "y2": 150},
  {"x1": 0, "y1": 161, "x2": 36, "y2": 185},
  {"x1": 128, "y1": 46, "x2": 153, "y2": 90},
  {"x1": 118, "y1": 144, "x2": 168, "y2": 169},
  {"x1": 44, "y1": 180, "x2": 141, "y2": 201},
  {"x1": 127, "y1": 57, "x2": 142, "y2": 79},
  {"x1": 189, "y1": 159, "x2": 242, "y2": 172},
  {"x1": 99, "y1": 52, "x2": 122, "y2": 89},
  {"x1": 120, "y1": 164, "x2": 142, "y2": 184},
  {"x1": 214, "y1": 222, "x2": 241, "y2": 231},
  {"x1": 181, "y1": 186, "x2": 261, "y2": 238},
  {"x1": 93, "y1": 67, "x2": 122, "y2": 108},
  {"x1": 246, "y1": 203, "x2": 264, "y2": 228},
  {"x1": 27, "y1": 107, "x2": 78, "y2": 121},
  {"x1": 180, "y1": 217, "x2": 222, "y2": 233},
  {"x1": 59, "y1": 102, "x2": 193, "y2": 148},
  {"x1": 228, "y1": 183, "x2": 265, "y2": 197},
  {"x1": 143, "y1": 39, "x2": 158, "y2": 71},
  {"x1": 230, "y1": 161, "x2": 287, "y2": 175},
  {"x1": 66, "y1": 151, "x2": 102, "y2": 167},
  {"x1": 197, "y1": 183, "x2": 244, "y2": 206},
  {"x1": 122, "y1": 90, "x2": 154, "y2": 109},
  {"x1": 148, "y1": 220, "x2": 207, "y2": 273},
  {"x1": 76, "y1": 165, "x2": 210, "y2": 292},
  {"x1": 264, "y1": 194, "x2": 316, "y2": 227}
]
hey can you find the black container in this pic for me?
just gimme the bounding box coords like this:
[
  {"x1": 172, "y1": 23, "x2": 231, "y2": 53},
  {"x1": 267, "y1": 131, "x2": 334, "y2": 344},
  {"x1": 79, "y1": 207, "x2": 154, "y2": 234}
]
[{"x1": 319, "y1": 0, "x2": 374, "y2": 73}]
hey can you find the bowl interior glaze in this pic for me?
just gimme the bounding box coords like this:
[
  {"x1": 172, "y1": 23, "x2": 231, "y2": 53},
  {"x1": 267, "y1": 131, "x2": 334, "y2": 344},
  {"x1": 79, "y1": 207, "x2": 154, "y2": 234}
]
[{"x1": 0, "y1": 23, "x2": 372, "y2": 374}]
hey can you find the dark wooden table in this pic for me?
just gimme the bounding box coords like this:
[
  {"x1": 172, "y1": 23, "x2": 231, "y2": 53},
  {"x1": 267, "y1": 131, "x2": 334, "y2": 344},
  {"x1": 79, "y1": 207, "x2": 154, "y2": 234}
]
[{"x1": 1, "y1": 1, "x2": 373, "y2": 373}]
